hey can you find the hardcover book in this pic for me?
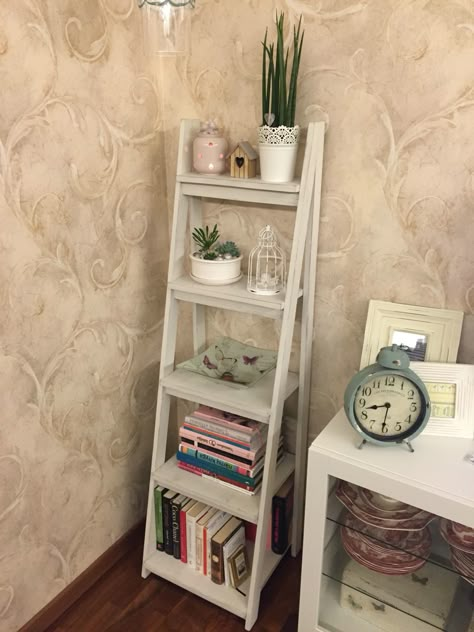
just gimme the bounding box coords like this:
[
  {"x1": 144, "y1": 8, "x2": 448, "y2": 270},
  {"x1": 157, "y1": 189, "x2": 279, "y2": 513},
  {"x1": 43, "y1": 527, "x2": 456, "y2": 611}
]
[
  {"x1": 210, "y1": 516, "x2": 242, "y2": 585},
  {"x1": 193, "y1": 406, "x2": 267, "y2": 439},
  {"x1": 272, "y1": 475, "x2": 294, "y2": 554},
  {"x1": 179, "y1": 427, "x2": 264, "y2": 462},
  {"x1": 171, "y1": 494, "x2": 188, "y2": 560},
  {"x1": 204, "y1": 511, "x2": 231, "y2": 577},
  {"x1": 186, "y1": 501, "x2": 209, "y2": 570},
  {"x1": 196, "y1": 508, "x2": 218, "y2": 573},
  {"x1": 153, "y1": 485, "x2": 167, "y2": 551},
  {"x1": 177, "y1": 460, "x2": 261, "y2": 494},
  {"x1": 162, "y1": 490, "x2": 178, "y2": 555},
  {"x1": 180, "y1": 499, "x2": 196, "y2": 564},
  {"x1": 176, "y1": 451, "x2": 262, "y2": 487}
]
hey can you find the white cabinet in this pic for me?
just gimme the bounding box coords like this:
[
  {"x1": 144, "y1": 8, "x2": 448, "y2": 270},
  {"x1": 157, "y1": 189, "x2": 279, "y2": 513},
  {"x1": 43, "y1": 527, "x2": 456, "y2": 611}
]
[{"x1": 299, "y1": 409, "x2": 474, "y2": 632}]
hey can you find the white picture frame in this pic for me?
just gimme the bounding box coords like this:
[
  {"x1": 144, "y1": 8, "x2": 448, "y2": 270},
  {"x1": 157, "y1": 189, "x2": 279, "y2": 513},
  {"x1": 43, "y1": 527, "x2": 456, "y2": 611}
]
[
  {"x1": 411, "y1": 362, "x2": 474, "y2": 438},
  {"x1": 360, "y1": 300, "x2": 464, "y2": 369}
]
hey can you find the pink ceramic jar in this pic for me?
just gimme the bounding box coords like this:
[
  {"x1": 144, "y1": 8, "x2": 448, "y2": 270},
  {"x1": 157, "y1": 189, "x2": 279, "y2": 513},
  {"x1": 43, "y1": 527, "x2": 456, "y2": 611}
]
[{"x1": 193, "y1": 121, "x2": 228, "y2": 174}]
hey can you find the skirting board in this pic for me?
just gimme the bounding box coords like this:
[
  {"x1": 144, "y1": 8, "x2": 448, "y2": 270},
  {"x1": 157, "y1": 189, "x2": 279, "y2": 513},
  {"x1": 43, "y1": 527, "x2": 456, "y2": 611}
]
[{"x1": 19, "y1": 519, "x2": 145, "y2": 632}]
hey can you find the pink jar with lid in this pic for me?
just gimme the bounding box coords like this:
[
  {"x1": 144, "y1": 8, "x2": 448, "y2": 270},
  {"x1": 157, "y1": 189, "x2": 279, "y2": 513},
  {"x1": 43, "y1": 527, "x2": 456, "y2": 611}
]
[{"x1": 193, "y1": 121, "x2": 228, "y2": 174}]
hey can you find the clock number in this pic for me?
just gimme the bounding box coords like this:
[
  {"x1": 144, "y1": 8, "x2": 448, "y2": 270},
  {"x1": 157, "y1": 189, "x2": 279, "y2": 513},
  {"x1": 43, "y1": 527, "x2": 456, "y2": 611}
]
[
  {"x1": 410, "y1": 402, "x2": 417, "y2": 412},
  {"x1": 405, "y1": 414, "x2": 412, "y2": 424},
  {"x1": 395, "y1": 423, "x2": 402, "y2": 431},
  {"x1": 407, "y1": 389, "x2": 415, "y2": 400},
  {"x1": 372, "y1": 379, "x2": 381, "y2": 389},
  {"x1": 384, "y1": 376, "x2": 395, "y2": 387},
  {"x1": 359, "y1": 398, "x2": 366, "y2": 407},
  {"x1": 362, "y1": 386, "x2": 372, "y2": 397},
  {"x1": 361, "y1": 410, "x2": 368, "y2": 420},
  {"x1": 382, "y1": 425, "x2": 389, "y2": 434},
  {"x1": 400, "y1": 381, "x2": 404, "y2": 390},
  {"x1": 369, "y1": 420, "x2": 376, "y2": 429}
]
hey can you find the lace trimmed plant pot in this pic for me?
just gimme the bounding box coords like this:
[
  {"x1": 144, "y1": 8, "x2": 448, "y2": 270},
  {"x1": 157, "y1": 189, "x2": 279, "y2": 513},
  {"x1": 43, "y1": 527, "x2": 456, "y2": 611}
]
[
  {"x1": 258, "y1": 125, "x2": 300, "y2": 183},
  {"x1": 189, "y1": 254, "x2": 242, "y2": 285}
]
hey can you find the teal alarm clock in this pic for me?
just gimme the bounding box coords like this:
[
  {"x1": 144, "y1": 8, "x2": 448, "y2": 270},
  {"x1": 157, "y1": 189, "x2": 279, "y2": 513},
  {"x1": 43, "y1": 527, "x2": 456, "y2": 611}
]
[{"x1": 344, "y1": 345, "x2": 431, "y2": 448}]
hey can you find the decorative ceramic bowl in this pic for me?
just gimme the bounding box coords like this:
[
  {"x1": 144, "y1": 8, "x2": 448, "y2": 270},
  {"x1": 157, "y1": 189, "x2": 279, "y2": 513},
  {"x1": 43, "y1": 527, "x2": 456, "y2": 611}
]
[
  {"x1": 336, "y1": 480, "x2": 435, "y2": 531},
  {"x1": 440, "y1": 518, "x2": 474, "y2": 553},
  {"x1": 340, "y1": 514, "x2": 430, "y2": 575},
  {"x1": 450, "y1": 547, "x2": 474, "y2": 585}
]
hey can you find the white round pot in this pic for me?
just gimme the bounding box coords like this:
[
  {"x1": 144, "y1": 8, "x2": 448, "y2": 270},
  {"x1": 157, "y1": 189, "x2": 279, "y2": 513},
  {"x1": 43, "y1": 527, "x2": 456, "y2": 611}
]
[
  {"x1": 190, "y1": 254, "x2": 242, "y2": 285},
  {"x1": 258, "y1": 125, "x2": 300, "y2": 184}
]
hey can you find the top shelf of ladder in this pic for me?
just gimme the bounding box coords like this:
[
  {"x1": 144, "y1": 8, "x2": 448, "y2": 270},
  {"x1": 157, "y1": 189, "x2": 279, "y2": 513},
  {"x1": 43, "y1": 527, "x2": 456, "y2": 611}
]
[{"x1": 177, "y1": 172, "x2": 301, "y2": 207}]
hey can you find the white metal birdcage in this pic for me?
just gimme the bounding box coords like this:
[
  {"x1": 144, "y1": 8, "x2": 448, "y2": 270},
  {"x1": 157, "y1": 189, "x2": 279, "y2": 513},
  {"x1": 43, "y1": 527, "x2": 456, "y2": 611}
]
[{"x1": 247, "y1": 225, "x2": 286, "y2": 295}]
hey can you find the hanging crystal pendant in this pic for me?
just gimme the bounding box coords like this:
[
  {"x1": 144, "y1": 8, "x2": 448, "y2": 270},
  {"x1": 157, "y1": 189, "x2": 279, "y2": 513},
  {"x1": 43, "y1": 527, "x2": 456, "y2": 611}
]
[
  {"x1": 138, "y1": 0, "x2": 194, "y2": 56},
  {"x1": 247, "y1": 225, "x2": 286, "y2": 295}
]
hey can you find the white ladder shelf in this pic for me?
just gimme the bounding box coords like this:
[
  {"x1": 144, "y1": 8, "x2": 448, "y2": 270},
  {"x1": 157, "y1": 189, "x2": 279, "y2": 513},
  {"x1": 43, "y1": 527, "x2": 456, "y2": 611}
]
[{"x1": 142, "y1": 118, "x2": 325, "y2": 630}]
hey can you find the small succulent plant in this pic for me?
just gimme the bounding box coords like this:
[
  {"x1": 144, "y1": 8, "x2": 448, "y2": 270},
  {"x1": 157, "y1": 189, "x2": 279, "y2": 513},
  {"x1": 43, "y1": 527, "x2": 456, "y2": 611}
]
[{"x1": 192, "y1": 225, "x2": 241, "y2": 260}]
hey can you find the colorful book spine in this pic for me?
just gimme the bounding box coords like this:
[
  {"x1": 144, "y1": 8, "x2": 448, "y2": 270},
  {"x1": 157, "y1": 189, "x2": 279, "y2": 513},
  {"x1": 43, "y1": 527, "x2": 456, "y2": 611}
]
[
  {"x1": 193, "y1": 406, "x2": 266, "y2": 438},
  {"x1": 185, "y1": 414, "x2": 262, "y2": 446},
  {"x1": 171, "y1": 495, "x2": 187, "y2": 560},
  {"x1": 178, "y1": 461, "x2": 260, "y2": 493},
  {"x1": 179, "y1": 427, "x2": 262, "y2": 462},
  {"x1": 177, "y1": 451, "x2": 261, "y2": 487},
  {"x1": 180, "y1": 504, "x2": 188, "y2": 563},
  {"x1": 153, "y1": 486, "x2": 167, "y2": 551},
  {"x1": 162, "y1": 492, "x2": 177, "y2": 555},
  {"x1": 179, "y1": 444, "x2": 257, "y2": 476},
  {"x1": 204, "y1": 511, "x2": 231, "y2": 577}
]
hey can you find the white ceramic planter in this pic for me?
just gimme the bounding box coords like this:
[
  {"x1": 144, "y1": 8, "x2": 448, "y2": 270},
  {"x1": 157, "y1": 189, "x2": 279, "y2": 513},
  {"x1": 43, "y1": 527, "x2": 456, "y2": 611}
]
[
  {"x1": 189, "y1": 254, "x2": 242, "y2": 285},
  {"x1": 258, "y1": 125, "x2": 300, "y2": 184}
]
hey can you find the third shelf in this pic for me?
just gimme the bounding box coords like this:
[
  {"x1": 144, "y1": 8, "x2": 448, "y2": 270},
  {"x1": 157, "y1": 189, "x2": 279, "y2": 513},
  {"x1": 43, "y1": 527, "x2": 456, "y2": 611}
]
[{"x1": 153, "y1": 453, "x2": 295, "y2": 524}]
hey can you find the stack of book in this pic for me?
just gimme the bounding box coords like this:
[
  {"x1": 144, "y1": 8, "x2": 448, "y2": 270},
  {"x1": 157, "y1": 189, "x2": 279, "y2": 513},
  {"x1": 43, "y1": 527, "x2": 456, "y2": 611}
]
[
  {"x1": 176, "y1": 405, "x2": 283, "y2": 495},
  {"x1": 154, "y1": 487, "x2": 251, "y2": 588}
]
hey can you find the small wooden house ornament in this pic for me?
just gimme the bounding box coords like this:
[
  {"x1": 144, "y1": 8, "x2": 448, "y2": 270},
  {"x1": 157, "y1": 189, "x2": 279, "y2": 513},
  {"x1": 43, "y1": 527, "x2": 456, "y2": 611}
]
[{"x1": 228, "y1": 141, "x2": 257, "y2": 179}]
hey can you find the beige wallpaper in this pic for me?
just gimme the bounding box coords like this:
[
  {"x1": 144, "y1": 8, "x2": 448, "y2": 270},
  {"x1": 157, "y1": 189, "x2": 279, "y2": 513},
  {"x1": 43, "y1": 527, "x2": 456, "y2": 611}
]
[
  {"x1": 0, "y1": 1, "x2": 167, "y2": 629},
  {"x1": 1, "y1": 0, "x2": 473, "y2": 629}
]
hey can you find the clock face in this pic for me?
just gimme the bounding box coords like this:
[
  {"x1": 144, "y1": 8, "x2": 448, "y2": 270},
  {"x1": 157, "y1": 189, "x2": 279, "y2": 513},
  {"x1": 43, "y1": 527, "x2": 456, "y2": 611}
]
[{"x1": 353, "y1": 373, "x2": 424, "y2": 441}]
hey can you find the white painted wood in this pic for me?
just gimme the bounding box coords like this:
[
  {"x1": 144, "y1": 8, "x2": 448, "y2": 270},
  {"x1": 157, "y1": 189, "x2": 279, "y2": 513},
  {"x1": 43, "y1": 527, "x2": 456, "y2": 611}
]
[
  {"x1": 182, "y1": 182, "x2": 300, "y2": 207},
  {"x1": 144, "y1": 550, "x2": 248, "y2": 617},
  {"x1": 179, "y1": 172, "x2": 301, "y2": 192},
  {"x1": 411, "y1": 361, "x2": 474, "y2": 438},
  {"x1": 293, "y1": 122, "x2": 325, "y2": 556},
  {"x1": 154, "y1": 454, "x2": 295, "y2": 523},
  {"x1": 169, "y1": 275, "x2": 303, "y2": 316},
  {"x1": 142, "y1": 119, "x2": 326, "y2": 628},
  {"x1": 298, "y1": 409, "x2": 474, "y2": 632},
  {"x1": 246, "y1": 122, "x2": 323, "y2": 630},
  {"x1": 360, "y1": 299, "x2": 464, "y2": 368},
  {"x1": 162, "y1": 368, "x2": 299, "y2": 424}
]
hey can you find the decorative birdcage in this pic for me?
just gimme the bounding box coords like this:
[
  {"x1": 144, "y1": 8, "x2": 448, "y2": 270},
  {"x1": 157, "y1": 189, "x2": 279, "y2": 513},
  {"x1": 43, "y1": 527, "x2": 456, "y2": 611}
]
[
  {"x1": 138, "y1": 0, "x2": 194, "y2": 56},
  {"x1": 247, "y1": 225, "x2": 286, "y2": 295}
]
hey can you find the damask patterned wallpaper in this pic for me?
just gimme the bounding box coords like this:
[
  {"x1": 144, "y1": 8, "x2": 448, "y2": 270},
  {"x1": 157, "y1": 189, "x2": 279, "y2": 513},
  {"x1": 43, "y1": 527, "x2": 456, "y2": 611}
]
[
  {"x1": 1, "y1": 0, "x2": 473, "y2": 629},
  {"x1": 0, "y1": 1, "x2": 167, "y2": 629},
  {"x1": 161, "y1": 0, "x2": 474, "y2": 435}
]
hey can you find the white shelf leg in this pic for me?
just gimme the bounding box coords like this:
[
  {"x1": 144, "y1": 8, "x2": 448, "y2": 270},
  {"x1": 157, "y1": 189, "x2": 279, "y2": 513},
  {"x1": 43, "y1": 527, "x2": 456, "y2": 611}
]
[{"x1": 298, "y1": 455, "x2": 329, "y2": 632}]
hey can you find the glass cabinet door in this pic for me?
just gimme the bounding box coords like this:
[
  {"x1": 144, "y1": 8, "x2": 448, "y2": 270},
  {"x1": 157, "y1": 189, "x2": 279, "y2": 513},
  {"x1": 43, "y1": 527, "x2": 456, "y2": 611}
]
[{"x1": 318, "y1": 478, "x2": 474, "y2": 632}]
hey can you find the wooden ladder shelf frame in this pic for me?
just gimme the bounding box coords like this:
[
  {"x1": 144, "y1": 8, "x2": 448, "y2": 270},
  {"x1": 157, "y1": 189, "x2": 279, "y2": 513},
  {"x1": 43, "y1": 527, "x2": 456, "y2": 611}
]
[{"x1": 141, "y1": 119, "x2": 325, "y2": 630}]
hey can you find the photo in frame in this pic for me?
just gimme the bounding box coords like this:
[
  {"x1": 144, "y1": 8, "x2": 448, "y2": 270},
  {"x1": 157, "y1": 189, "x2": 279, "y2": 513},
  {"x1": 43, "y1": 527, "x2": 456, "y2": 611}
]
[
  {"x1": 229, "y1": 544, "x2": 250, "y2": 587},
  {"x1": 411, "y1": 362, "x2": 474, "y2": 438},
  {"x1": 360, "y1": 300, "x2": 464, "y2": 369}
]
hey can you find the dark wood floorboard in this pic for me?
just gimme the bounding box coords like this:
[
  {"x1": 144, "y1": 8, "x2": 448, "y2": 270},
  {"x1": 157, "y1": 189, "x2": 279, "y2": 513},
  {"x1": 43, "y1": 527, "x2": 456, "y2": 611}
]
[{"x1": 49, "y1": 534, "x2": 302, "y2": 632}]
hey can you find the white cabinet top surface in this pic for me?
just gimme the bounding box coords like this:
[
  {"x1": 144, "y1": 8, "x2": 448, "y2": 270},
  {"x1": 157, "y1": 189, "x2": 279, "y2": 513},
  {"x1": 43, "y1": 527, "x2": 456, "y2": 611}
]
[{"x1": 311, "y1": 409, "x2": 474, "y2": 514}]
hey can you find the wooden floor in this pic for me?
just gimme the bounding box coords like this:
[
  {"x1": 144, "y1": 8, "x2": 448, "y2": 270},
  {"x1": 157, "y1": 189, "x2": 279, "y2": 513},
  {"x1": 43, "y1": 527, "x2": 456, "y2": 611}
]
[{"x1": 50, "y1": 536, "x2": 302, "y2": 632}]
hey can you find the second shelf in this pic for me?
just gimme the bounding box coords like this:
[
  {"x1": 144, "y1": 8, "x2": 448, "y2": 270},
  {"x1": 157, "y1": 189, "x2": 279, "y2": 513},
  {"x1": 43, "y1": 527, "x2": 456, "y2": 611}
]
[{"x1": 153, "y1": 453, "x2": 295, "y2": 523}]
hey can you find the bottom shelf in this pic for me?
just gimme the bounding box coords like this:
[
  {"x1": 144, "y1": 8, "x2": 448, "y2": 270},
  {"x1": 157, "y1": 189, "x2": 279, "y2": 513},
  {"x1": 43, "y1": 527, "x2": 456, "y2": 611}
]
[{"x1": 143, "y1": 542, "x2": 288, "y2": 620}]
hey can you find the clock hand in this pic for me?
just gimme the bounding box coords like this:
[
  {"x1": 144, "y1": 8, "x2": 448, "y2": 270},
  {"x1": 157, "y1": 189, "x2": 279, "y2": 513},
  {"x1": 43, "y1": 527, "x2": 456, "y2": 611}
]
[
  {"x1": 383, "y1": 403, "x2": 391, "y2": 424},
  {"x1": 365, "y1": 404, "x2": 388, "y2": 410}
]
